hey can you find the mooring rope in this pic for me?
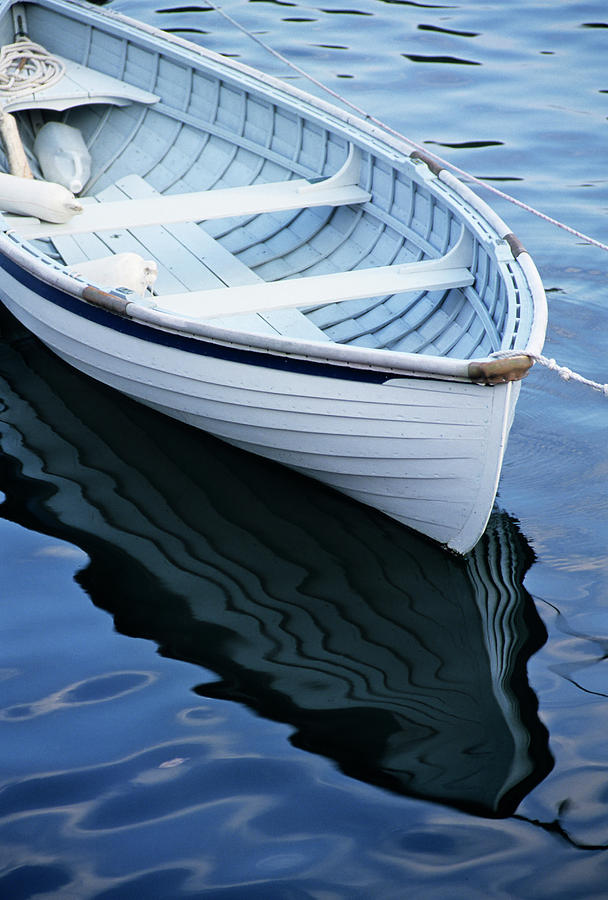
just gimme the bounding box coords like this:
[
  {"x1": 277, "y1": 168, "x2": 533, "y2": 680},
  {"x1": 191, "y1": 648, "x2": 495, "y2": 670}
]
[
  {"x1": 491, "y1": 351, "x2": 608, "y2": 396},
  {"x1": 204, "y1": 0, "x2": 608, "y2": 254},
  {"x1": 0, "y1": 38, "x2": 65, "y2": 96}
]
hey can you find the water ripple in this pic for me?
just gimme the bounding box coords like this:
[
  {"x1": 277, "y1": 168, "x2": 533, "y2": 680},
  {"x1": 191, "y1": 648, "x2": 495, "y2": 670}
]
[
  {"x1": 0, "y1": 672, "x2": 156, "y2": 721},
  {"x1": 403, "y1": 52, "x2": 481, "y2": 65},
  {"x1": 1, "y1": 0, "x2": 608, "y2": 896}
]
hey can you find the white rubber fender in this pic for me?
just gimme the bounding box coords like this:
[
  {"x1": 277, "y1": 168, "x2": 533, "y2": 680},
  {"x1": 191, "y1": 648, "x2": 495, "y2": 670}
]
[
  {"x1": 68, "y1": 252, "x2": 158, "y2": 296},
  {"x1": 0, "y1": 171, "x2": 82, "y2": 222}
]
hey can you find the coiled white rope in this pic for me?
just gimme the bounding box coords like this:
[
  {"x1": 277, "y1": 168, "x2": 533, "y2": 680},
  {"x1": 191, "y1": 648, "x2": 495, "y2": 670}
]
[
  {"x1": 0, "y1": 38, "x2": 65, "y2": 97},
  {"x1": 492, "y1": 351, "x2": 608, "y2": 396}
]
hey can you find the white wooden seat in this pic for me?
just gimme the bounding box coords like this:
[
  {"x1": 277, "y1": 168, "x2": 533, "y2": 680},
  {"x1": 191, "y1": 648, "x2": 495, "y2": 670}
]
[
  {"x1": 44, "y1": 169, "x2": 473, "y2": 327},
  {"x1": 152, "y1": 232, "x2": 474, "y2": 320},
  {"x1": 154, "y1": 262, "x2": 474, "y2": 320},
  {"x1": 5, "y1": 145, "x2": 371, "y2": 239},
  {"x1": 13, "y1": 142, "x2": 474, "y2": 333},
  {"x1": 51, "y1": 174, "x2": 331, "y2": 342}
]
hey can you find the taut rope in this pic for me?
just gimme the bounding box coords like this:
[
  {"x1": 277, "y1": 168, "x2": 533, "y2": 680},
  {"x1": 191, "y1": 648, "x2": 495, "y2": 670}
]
[
  {"x1": 204, "y1": 0, "x2": 608, "y2": 254},
  {"x1": 204, "y1": 2, "x2": 607, "y2": 396},
  {"x1": 491, "y1": 351, "x2": 608, "y2": 396}
]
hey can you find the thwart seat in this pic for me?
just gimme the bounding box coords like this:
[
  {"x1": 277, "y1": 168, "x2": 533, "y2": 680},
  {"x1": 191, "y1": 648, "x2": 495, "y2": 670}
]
[
  {"x1": 5, "y1": 142, "x2": 473, "y2": 327},
  {"x1": 4, "y1": 143, "x2": 371, "y2": 238}
]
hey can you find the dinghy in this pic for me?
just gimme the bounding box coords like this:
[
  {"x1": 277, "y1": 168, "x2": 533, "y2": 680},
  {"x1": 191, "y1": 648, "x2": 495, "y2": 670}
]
[{"x1": 0, "y1": 0, "x2": 547, "y2": 553}]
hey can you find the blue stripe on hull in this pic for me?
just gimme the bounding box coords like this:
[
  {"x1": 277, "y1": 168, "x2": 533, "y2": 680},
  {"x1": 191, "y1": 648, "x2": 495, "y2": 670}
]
[{"x1": 0, "y1": 252, "x2": 396, "y2": 386}]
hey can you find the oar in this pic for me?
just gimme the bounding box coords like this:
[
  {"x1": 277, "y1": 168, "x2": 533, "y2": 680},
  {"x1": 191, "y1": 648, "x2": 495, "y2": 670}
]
[
  {"x1": 0, "y1": 105, "x2": 32, "y2": 179},
  {"x1": 0, "y1": 3, "x2": 33, "y2": 179}
]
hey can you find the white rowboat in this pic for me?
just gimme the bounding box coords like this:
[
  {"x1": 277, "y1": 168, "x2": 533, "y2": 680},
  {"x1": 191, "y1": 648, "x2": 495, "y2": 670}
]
[{"x1": 0, "y1": 0, "x2": 547, "y2": 553}]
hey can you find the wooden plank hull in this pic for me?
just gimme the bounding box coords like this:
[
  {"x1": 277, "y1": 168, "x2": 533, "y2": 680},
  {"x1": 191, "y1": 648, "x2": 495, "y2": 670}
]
[
  {"x1": 0, "y1": 0, "x2": 547, "y2": 552},
  {"x1": 0, "y1": 262, "x2": 517, "y2": 552}
]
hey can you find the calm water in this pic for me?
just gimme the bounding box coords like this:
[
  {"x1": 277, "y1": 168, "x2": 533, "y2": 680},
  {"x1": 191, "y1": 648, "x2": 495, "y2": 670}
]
[{"x1": 1, "y1": 1, "x2": 607, "y2": 897}]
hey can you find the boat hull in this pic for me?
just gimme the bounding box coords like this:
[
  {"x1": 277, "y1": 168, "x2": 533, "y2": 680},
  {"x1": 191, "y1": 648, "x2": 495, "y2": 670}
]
[
  {"x1": 0, "y1": 258, "x2": 517, "y2": 553},
  {"x1": 0, "y1": 0, "x2": 545, "y2": 553}
]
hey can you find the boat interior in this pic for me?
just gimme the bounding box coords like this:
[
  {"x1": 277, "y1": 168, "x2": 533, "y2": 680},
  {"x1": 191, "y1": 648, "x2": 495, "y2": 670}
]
[{"x1": 0, "y1": 0, "x2": 527, "y2": 356}]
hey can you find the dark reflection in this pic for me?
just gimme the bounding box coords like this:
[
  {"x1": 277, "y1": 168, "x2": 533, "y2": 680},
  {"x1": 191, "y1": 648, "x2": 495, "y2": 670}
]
[
  {"x1": 418, "y1": 24, "x2": 480, "y2": 37},
  {"x1": 403, "y1": 53, "x2": 481, "y2": 65},
  {"x1": 379, "y1": 1, "x2": 456, "y2": 9},
  {"x1": 163, "y1": 28, "x2": 210, "y2": 37},
  {"x1": 475, "y1": 176, "x2": 524, "y2": 183},
  {"x1": 157, "y1": 5, "x2": 213, "y2": 13},
  {"x1": 249, "y1": 0, "x2": 298, "y2": 7},
  {"x1": 319, "y1": 8, "x2": 373, "y2": 15},
  {"x1": 0, "y1": 308, "x2": 553, "y2": 819},
  {"x1": 426, "y1": 139, "x2": 504, "y2": 150}
]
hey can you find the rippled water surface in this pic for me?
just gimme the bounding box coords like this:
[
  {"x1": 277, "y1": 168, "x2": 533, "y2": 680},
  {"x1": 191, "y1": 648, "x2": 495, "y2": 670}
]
[{"x1": 1, "y1": 1, "x2": 607, "y2": 897}]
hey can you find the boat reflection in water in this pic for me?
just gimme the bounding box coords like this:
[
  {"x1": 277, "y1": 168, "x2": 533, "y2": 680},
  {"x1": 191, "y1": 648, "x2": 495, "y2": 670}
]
[{"x1": 0, "y1": 308, "x2": 553, "y2": 818}]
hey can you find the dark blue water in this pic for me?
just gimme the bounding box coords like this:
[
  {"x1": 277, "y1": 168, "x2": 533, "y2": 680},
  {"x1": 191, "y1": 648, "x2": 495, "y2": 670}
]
[{"x1": 1, "y1": 1, "x2": 607, "y2": 897}]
